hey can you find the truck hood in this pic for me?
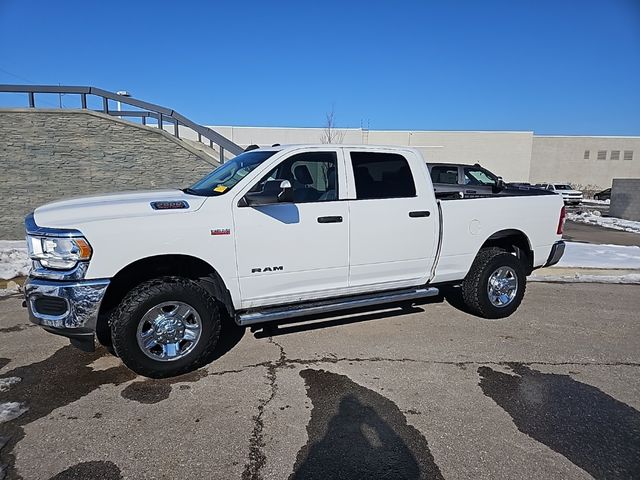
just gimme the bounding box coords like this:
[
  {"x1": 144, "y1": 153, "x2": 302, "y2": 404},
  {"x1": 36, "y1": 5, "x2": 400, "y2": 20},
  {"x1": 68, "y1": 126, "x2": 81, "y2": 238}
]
[{"x1": 33, "y1": 189, "x2": 207, "y2": 229}]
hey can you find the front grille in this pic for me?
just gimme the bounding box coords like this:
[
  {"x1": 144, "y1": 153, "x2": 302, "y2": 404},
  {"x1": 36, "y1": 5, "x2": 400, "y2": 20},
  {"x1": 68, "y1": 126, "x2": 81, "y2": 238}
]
[{"x1": 33, "y1": 296, "x2": 68, "y2": 316}]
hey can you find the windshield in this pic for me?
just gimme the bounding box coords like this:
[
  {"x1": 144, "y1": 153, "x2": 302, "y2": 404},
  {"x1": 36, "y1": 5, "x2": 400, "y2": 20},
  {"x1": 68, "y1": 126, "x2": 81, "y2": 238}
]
[
  {"x1": 464, "y1": 167, "x2": 497, "y2": 186},
  {"x1": 554, "y1": 184, "x2": 572, "y2": 190},
  {"x1": 185, "y1": 150, "x2": 277, "y2": 196}
]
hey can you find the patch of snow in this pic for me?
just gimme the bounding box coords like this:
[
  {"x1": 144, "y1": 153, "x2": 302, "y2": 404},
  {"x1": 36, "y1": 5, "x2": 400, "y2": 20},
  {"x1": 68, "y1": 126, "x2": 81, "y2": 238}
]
[
  {"x1": 0, "y1": 377, "x2": 21, "y2": 392},
  {"x1": 558, "y1": 242, "x2": 640, "y2": 269},
  {"x1": 0, "y1": 402, "x2": 28, "y2": 424},
  {"x1": 0, "y1": 280, "x2": 21, "y2": 298},
  {"x1": 530, "y1": 273, "x2": 640, "y2": 284},
  {"x1": 567, "y1": 210, "x2": 640, "y2": 234},
  {"x1": 582, "y1": 199, "x2": 610, "y2": 205},
  {"x1": 0, "y1": 240, "x2": 30, "y2": 280}
]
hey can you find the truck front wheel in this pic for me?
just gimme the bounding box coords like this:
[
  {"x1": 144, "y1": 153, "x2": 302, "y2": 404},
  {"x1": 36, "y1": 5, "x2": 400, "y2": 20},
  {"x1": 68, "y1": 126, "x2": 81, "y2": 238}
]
[
  {"x1": 110, "y1": 276, "x2": 221, "y2": 378},
  {"x1": 461, "y1": 248, "x2": 526, "y2": 319}
]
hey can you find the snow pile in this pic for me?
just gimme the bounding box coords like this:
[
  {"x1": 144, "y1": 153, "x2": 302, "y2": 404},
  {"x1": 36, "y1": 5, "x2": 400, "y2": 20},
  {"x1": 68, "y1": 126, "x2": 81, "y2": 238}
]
[
  {"x1": 531, "y1": 273, "x2": 640, "y2": 284},
  {"x1": 0, "y1": 240, "x2": 30, "y2": 280},
  {"x1": 0, "y1": 280, "x2": 21, "y2": 298},
  {"x1": 567, "y1": 211, "x2": 640, "y2": 234},
  {"x1": 0, "y1": 377, "x2": 21, "y2": 392},
  {"x1": 0, "y1": 402, "x2": 28, "y2": 424},
  {"x1": 557, "y1": 242, "x2": 640, "y2": 269}
]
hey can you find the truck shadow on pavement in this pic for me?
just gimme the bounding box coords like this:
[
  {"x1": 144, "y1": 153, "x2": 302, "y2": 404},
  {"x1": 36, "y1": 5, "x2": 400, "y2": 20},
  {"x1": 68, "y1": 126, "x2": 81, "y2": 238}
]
[
  {"x1": 120, "y1": 320, "x2": 246, "y2": 404},
  {"x1": 289, "y1": 369, "x2": 444, "y2": 480},
  {"x1": 252, "y1": 305, "x2": 428, "y2": 339},
  {"x1": 478, "y1": 364, "x2": 640, "y2": 479}
]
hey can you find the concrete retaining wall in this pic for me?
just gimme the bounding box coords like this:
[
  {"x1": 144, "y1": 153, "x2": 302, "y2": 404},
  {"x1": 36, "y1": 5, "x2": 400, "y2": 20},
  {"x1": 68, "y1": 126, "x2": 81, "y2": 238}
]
[
  {"x1": 0, "y1": 109, "x2": 216, "y2": 239},
  {"x1": 610, "y1": 178, "x2": 640, "y2": 221}
]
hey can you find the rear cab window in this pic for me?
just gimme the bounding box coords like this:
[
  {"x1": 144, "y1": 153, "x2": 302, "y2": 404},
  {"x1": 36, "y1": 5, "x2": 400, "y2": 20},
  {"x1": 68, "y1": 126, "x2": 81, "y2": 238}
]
[
  {"x1": 430, "y1": 165, "x2": 459, "y2": 185},
  {"x1": 350, "y1": 152, "x2": 416, "y2": 199}
]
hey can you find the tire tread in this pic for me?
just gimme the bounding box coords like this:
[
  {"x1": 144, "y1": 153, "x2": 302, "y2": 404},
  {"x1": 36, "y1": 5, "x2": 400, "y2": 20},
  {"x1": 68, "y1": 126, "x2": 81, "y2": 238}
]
[{"x1": 111, "y1": 276, "x2": 220, "y2": 378}]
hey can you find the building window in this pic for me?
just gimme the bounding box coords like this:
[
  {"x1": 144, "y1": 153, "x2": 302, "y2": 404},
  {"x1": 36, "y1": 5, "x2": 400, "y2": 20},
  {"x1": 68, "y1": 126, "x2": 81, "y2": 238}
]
[
  {"x1": 611, "y1": 150, "x2": 620, "y2": 161},
  {"x1": 624, "y1": 150, "x2": 634, "y2": 161},
  {"x1": 584, "y1": 150, "x2": 590, "y2": 160},
  {"x1": 597, "y1": 150, "x2": 607, "y2": 161}
]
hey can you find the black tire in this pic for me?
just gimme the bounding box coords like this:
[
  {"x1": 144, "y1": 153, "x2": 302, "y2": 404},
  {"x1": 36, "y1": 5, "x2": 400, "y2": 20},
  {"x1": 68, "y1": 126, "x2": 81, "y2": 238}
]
[
  {"x1": 96, "y1": 310, "x2": 117, "y2": 356},
  {"x1": 111, "y1": 276, "x2": 221, "y2": 378},
  {"x1": 461, "y1": 247, "x2": 526, "y2": 319}
]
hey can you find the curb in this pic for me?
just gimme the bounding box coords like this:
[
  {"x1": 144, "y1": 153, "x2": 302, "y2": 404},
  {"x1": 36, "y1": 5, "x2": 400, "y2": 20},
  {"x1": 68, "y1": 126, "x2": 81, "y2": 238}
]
[{"x1": 530, "y1": 267, "x2": 640, "y2": 284}]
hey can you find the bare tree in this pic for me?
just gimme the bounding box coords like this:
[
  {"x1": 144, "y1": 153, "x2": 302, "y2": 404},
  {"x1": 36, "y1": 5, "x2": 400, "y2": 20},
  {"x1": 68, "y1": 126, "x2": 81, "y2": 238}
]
[{"x1": 320, "y1": 107, "x2": 346, "y2": 144}]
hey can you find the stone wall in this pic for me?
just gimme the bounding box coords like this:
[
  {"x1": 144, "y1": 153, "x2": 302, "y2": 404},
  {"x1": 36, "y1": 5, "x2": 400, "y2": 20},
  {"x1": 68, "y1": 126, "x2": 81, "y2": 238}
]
[
  {"x1": 610, "y1": 178, "x2": 640, "y2": 222},
  {"x1": 0, "y1": 109, "x2": 216, "y2": 239}
]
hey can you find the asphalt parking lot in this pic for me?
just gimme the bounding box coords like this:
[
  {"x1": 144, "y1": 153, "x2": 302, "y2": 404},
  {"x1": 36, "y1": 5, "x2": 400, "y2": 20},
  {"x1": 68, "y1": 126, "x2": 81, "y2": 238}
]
[{"x1": 0, "y1": 282, "x2": 639, "y2": 480}]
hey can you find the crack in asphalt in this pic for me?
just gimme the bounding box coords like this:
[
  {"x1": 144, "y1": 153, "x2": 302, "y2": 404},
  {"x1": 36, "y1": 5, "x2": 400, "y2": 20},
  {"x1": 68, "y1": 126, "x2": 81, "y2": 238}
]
[
  {"x1": 241, "y1": 338, "x2": 287, "y2": 480},
  {"x1": 240, "y1": 356, "x2": 640, "y2": 370}
]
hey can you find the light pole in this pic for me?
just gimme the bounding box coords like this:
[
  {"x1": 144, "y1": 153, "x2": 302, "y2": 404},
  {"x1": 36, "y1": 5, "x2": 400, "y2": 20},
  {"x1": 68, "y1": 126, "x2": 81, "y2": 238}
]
[{"x1": 116, "y1": 90, "x2": 131, "y2": 118}]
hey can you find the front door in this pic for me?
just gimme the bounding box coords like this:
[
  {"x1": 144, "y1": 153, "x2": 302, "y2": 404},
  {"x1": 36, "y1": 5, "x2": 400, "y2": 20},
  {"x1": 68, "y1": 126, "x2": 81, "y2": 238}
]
[
  {"x1": 346, "y1": 149, "x2": 438, "y2": 289},
  {"x1": 233, "y1": 149, "x2": 349, "y2": 308}
]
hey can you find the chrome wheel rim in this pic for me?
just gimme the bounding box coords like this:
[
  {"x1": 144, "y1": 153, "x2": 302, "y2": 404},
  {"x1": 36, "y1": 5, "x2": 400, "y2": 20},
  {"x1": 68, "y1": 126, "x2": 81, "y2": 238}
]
[
  {"x1": 487, "y1": 266, "x2": 518, "y2": 307},
  {"x1": 136, "y1": 301, "x2": 202, "y2": 362}
]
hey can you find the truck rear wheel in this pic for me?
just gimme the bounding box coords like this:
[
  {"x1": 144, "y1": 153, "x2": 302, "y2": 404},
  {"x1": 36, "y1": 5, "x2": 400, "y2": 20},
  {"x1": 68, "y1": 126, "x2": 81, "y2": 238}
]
[
  {"x1": 461, "y1": 247, "x2": 526, "y2": 319},
  {"x1": 110, "y1": 276, "x2": 221, "y2": 378}
]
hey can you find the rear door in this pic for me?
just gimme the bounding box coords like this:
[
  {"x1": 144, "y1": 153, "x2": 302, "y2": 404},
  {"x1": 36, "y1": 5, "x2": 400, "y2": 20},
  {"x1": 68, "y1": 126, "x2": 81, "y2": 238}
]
[
  {"x1": 233, "y1": 148, "x2": 349, "y2": 308},
  {"x1": 346, "y1": 149, "x2": 438, "y2": 289},
  {"x1": 462, "y1": 165, "x2": 498, "y2": 196}
]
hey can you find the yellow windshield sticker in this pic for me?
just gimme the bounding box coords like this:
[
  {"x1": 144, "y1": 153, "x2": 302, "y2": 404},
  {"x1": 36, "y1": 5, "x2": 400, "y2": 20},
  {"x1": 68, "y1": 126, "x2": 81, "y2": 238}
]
[{"x1": 213, "y1": 185, "x2": 228, "y2": 193}]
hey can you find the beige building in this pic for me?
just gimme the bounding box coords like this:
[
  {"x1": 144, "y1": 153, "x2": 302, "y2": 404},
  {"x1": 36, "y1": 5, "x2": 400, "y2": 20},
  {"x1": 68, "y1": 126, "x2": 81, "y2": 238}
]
[{"x1": 204, "y1": 125, "x2": 640, "y2": 190}]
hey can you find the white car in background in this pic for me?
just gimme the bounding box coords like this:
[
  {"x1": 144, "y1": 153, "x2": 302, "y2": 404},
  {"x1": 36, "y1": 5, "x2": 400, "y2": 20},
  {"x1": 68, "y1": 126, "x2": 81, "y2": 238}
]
[{"x1": 536, "y1": 183, "x2": 583, "y2": 205}]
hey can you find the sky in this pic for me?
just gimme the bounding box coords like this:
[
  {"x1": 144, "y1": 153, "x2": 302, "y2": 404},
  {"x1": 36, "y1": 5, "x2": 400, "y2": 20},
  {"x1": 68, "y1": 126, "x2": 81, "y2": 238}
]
[{"x1": 0, "y1": 0, "x2": 639, "y2": 135}]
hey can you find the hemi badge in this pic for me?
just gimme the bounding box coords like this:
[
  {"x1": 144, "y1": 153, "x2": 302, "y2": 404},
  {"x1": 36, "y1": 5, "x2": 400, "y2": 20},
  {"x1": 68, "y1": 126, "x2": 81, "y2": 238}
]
[
  {"x1": 150, "y1": 201, "x2": 189, "y2": 210},
  {"x1": 211, "y1": 229, "x2": 231, "y2": 236}
]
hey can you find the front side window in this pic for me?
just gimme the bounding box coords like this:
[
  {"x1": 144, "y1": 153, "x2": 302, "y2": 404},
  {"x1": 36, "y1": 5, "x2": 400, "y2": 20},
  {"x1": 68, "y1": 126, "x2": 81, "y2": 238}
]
[
  {"x1": 351, "y1": 152, "x2": 416, "y2": 200},
  {"x1": 186, "y1": 150, "x2": 277, "y2": 196},
  {"x1": 430, "y1": 165, "x2": 459, "y2": 185},
  {"x1": 251, "y1": 151, "x2": 338, "y2": 203},
  {"x1": 464, "y1": 167, "x2": 497, "y2": 186}
]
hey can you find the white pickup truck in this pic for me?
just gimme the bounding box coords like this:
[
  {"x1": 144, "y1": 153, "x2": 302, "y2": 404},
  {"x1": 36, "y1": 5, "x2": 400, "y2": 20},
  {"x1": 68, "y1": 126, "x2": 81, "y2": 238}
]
[{"x1": 24, "y1": 145, "x2": 566, "y2": 377}]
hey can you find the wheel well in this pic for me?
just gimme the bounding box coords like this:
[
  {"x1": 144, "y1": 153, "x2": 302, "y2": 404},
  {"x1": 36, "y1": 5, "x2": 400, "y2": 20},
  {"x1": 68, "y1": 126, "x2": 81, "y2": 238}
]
[
  {"x1": 98, "y1": 255, "x2": 234, "y2": 341},
  {"x1": 480, "y1": 229, "x2": 534, "y2": 274}
]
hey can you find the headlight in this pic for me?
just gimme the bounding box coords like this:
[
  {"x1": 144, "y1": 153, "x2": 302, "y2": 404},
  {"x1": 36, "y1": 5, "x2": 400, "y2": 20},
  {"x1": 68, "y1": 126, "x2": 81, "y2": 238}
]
[{"x1": 27, "y1": 235, "x2": 92, "y2": 270}]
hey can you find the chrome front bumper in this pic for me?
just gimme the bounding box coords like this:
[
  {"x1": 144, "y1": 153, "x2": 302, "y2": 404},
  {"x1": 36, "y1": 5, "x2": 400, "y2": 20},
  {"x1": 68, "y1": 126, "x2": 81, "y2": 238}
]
[{"x1": 24, "y1": 277, "x2": 110, "y2": 351}]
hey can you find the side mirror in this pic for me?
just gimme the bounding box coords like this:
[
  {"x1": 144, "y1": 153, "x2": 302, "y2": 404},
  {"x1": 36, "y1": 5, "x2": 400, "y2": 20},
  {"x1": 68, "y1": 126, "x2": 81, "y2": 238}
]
[
  {"x1": 240, "y1": 180, "x2": 294, "y2": 207},
  {"x1": 493, "y1": 177, "x2": 506, "y2": 193}
]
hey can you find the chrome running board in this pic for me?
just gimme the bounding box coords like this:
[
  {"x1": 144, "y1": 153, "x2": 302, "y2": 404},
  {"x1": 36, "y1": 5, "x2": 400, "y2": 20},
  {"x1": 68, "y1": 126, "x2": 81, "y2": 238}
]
[{"x1": 236, "y1": 287, "x2": 440, "y2": 326}]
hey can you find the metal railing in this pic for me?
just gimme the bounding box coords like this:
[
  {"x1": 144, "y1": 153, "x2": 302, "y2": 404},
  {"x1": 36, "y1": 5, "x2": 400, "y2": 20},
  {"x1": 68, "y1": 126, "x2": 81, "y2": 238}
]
[{"x1": 0, "y1": 84, "x2": 243, "y2": 161}]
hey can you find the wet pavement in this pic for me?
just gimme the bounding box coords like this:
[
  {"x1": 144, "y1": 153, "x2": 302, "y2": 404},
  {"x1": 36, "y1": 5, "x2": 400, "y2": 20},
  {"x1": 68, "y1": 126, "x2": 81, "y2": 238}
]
[{"x1": 0, "y1": 282, "x2": 639, "y2": 479}]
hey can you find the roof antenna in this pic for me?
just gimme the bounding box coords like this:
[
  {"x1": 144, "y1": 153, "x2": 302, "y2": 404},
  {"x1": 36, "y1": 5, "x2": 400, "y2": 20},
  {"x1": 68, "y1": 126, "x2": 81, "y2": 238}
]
[{"x1": 245, "y1": 144, "x2": 260, "y2": 152}]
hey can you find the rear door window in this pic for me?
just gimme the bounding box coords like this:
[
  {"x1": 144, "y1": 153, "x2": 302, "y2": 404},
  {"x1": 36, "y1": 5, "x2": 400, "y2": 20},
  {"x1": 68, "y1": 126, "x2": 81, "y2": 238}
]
[
  {"x1": 350, "y1": 152, "x2": 416, "y2": 200},
  {"x1": 430, "y1": 165, "x2": 459, "y2": 185}
]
